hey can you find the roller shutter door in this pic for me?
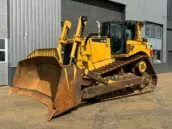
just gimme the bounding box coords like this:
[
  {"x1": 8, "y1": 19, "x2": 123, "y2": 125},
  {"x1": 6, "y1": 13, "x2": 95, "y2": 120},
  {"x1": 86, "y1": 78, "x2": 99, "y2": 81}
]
[{"x1": 62, "y1": 0, "x2": 125, "y2": 34}]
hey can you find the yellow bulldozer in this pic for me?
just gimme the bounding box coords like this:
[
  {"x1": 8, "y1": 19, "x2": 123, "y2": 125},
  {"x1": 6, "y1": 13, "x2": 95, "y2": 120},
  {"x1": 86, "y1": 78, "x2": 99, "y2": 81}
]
[{"x1": 9, "y1": 16, "x2": 157, "y2": 121}]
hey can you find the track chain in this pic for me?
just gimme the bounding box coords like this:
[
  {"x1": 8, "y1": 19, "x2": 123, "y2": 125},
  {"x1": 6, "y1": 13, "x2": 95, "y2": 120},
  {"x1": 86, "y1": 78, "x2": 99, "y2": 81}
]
[{"x1": 85, "y1": 54, "x2": 157, "y2": 101}]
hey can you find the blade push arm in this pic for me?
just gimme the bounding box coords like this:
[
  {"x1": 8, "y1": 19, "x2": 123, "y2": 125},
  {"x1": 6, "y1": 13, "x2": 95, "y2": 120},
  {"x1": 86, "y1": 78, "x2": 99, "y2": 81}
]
[
  {"x1": 57, "y1": 20, "x2": 72, "y2": 63},
  {"x1": 70, "y1": 16, "x2": 88, "y2": 64}
]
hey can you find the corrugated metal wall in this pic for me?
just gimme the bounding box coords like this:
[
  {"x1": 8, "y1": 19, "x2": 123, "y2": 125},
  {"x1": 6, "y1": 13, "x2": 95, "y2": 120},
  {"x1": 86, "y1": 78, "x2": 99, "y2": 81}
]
[
  {"x1": 9, "y1": 0, "x2": 61, "y2": 67},
  {"x1": 0, "y1": 63, "x2": 8, "y2": 85},
  {"x1": 0, "y1": 0, "x2": 7, "y2": 39}
]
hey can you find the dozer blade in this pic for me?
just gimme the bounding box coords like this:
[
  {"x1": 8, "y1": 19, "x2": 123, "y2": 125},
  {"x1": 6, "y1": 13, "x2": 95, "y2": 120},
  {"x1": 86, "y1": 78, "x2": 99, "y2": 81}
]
[{"x1": 9, "y1": 56, "x2": 82, "y2": 121}]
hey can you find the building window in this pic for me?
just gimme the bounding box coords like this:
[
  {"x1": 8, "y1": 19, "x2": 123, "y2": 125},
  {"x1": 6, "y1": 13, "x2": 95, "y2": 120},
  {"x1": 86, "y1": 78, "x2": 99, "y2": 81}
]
[
  {"x1": 152, "y1": 50, "x2": 162, "y2": 63},
  {"x1": 0, "y1": 39, "x2": 5, "y2": 49},
  {"x1": 145, "y1": 24, "x2": 151, "y2": 37},
  {"x1": 150, "y1": 24, "x2": 156, "y2": 38},
  {"x1": 0, "y1": 51, "x2": 5, "y2": 61},
  {"x1": 145, "y1": 23, "x2": 162, "y2": 38},
  {"x1": 156, "y1": 26, "x2": 162, "y2": 38},
  {"x1": 0, "y1": 39, "x2": 6, "y2": 62},
  {"x1": 145, "y1": 22, "x2": 163, "y2": 64}
]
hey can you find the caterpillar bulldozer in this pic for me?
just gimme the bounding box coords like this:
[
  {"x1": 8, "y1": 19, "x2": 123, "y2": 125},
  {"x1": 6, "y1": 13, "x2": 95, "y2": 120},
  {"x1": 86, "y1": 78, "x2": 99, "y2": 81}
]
[{"x1": 9, "y1": 16, "x2": 157, "y2": 121}]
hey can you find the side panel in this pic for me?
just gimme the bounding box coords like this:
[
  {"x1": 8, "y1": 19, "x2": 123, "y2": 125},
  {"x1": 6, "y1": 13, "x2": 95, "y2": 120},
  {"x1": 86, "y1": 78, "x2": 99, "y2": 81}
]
[
  {"x1": 126, "y1": 40, "x2": 151, "y2": 57},
  {"x1": 90, "y1": 39, "x2": 111, "y2": 63},
  {"x1": 113, "y1": 40, "x2": 151, "y2": 58},
  {"x1": 89, "y1": 39, "x2": 112, "y2": 69}
]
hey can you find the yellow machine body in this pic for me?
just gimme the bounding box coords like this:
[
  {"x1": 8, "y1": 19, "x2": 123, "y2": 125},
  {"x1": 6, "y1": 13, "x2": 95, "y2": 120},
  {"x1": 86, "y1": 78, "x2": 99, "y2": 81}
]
[
  {"x1": 9, "y1": 16, "x2": 156, "y2": 121},
  {"x1": 75, "y1": 39, "x2": 152, "y2": 71}
]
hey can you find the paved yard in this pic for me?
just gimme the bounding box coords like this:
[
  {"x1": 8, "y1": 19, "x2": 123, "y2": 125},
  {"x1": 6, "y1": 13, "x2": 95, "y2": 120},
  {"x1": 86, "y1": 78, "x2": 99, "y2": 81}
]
[{"x1": 0, "y1": 73, "x2": 172, "y2": 129}]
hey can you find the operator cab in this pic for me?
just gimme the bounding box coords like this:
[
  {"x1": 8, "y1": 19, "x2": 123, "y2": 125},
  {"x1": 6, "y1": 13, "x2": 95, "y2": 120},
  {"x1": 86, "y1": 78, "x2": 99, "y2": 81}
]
[{"x1": 101, "y1": 21, "x2": 137, "y2": 54}]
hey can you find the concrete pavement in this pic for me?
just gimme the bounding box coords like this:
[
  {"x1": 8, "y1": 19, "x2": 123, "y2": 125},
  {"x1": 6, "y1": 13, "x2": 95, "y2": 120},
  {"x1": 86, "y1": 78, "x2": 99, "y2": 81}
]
[{"x1": 0, "y1": 73, "x2": 172, "y2": 129}]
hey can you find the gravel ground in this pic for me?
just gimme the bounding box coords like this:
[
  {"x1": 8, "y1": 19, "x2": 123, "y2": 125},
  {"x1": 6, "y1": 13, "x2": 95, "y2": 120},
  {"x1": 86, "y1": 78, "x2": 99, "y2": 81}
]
[{"x1": 0, "y1": 73, "x2": 172, "y2": 129}]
